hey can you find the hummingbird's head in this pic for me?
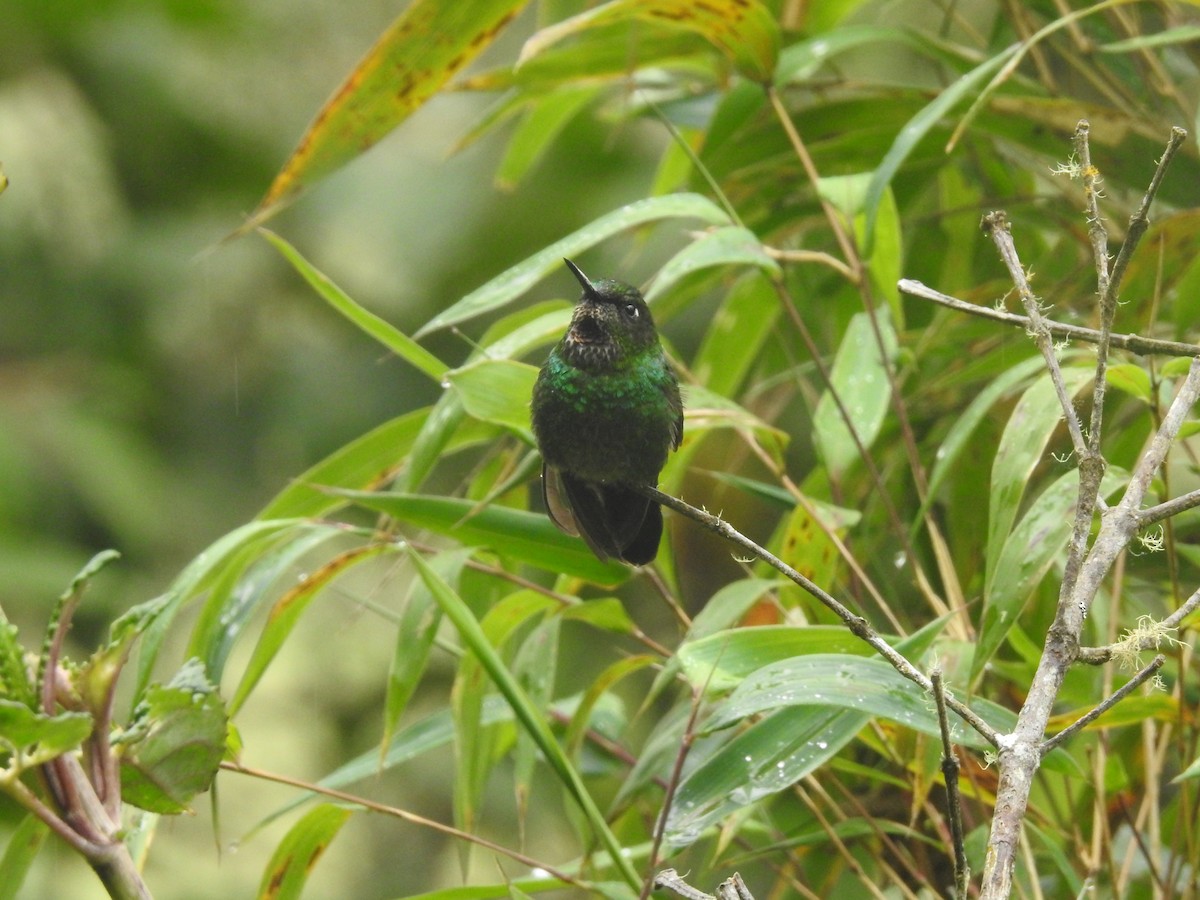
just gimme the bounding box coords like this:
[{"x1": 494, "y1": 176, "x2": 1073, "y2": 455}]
[{"x1": 561, "y1": 258, "x2": 658, "y2": 370}]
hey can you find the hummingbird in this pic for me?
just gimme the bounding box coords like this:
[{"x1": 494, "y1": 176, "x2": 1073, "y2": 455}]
[{"x1": 531, "y1": 259, "x2": 683, "y2": 565}]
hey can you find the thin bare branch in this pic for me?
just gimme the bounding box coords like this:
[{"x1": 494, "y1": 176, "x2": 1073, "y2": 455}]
[
  {"x1": 221, "y1": 761, "x2": 590, "y2": 890},
  {"x1": 1078, "y1": 586, "x2": 1200, "y2": 665},
  {"x1": 932, "y1": 669, "x2": 971, "y2": 898},
  {"x1": 898, "y1": 279, "x2": 1200, "y2": 358},
  {"x1": 637, "y1": 484, "x2": 1000, "y2": 746},
  {"x1": 1040, "y1": 655, "x2": 1165, "y2": 753},
  {"x1": 980, "y1": 210, "x2": 1089, "y2": 459}
]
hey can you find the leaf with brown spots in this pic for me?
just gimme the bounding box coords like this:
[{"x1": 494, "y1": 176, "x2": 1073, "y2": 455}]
[
  {"x1": 248, "y1": 0, "x2": 529, "y2": 228},
  {"x1": 519, "y1": 0, "x2": 780, "y2": 83},
  {"x1": 257, "y1": 804, "x2": 352, "y2": 900}
]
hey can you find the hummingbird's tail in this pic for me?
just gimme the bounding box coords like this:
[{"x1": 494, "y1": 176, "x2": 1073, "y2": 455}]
[{"x1": 542, "y1": 467, "x2": 663, "y2": 565}]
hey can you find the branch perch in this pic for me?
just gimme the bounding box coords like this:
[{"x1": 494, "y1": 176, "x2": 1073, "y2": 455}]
[{"x1": 636, "y1": 484, "x2": 999, "y2": 746}]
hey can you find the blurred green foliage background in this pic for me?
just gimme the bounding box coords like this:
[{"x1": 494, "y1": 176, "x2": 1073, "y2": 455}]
[
  {"x1": 6, "y1": 0, "x2": 1200, "y2": 896},
  {"x1": 1, "y1": 1, "x2": 661, "y2": 895}
]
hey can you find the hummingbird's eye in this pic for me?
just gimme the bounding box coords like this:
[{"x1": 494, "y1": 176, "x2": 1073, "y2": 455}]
[{"x1": 622, "y1": 302, "x2": 639, "y2": 319}]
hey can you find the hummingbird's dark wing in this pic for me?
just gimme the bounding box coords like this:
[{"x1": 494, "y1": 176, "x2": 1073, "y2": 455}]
[
  {"x1": 665, "y1": 370, "x2": 684, "y2": 451},
  {"x1": 542, "y1": 465, "x2": 660, "y2": 564},
  {"x1": 541, "y1": 464, "x2": 580, "y2": 538}
]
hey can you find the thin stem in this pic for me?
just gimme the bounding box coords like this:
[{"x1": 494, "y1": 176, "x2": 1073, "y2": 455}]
[
  {"x1": 637, "y1": 484, "x2": 1000, "y2": 746},
  {"x1": 764, "y1": 247, "x2": 856, "y2": 281},
  {"x1": 1137, "y1": 488, "x2": 1200, "y2": 528},
  {"x1": 1077, "y1": 585, "x2": 1200, "y2": 665},
  {"x1": 221, "y1": 761, "x2": 591, "y2": 890},
  {"x1": 639, "y1": 691, "x2": 702, "y2": 900},
  {"x1": 932, "y1": 670, "x2": 970, "y2": 898},
  {"x1": 981, "y1": 211, "x2": 1089, "y2": 460},
  {"x1": 1040, "y1": 655, "x2": 1166, "y2": 753},
  {"x1": 898, "y1": 279, "x2": 1200, "y2": 358}
]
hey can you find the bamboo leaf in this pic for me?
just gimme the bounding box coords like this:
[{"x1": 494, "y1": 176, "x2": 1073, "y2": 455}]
[
  {"x1": 250, "y1": 0, "x2": 529, "y2": 225},
  {"x1": 644, "y1": 226, "x2": 779, "y2": 302},
  {"x1": 256, "y1": 804, "x2": 352, "y2": 900},
  {"x1": 230, "y1": 544, "x2": 401, "y2": 716},
  {"x1": 414, "y1": 194, "x2": 731, "y2": 338},
  {"x1": 519, "y1": 0, "x2": 780, "y2": 82},
  {"x1": 811, "y1": 307, "x2": 898, "y2": 477},
  {"x1": 260, "y1": 229, "x2": 446, "y2": 382},
  {"x1": 340, "y1": 491, "x2": 630, "y2": 587},
  {"x1": 985, "y1": 367, "x2": 1093, "y2": 581},
  {"x1": 406, "y1": 549, "x2": 639, "y2": 888},
  {"x1": 973, "y1": 467, "x2": 1126, "y2": 684}
]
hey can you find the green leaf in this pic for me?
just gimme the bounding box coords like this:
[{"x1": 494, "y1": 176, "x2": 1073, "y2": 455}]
[
  {"x1": 816, "y1": 174, "x2": 903, "y2": 323},
  {"x1": 1174, "y1": 752, "x2": 1200, "y2": 783},
  {"x1": 0, "y1": 815, "x2": 49, "y2": 900},
  {"x1": 774, "y1": 25, "x2": 929, "y2": 85},
  {"x1": 381, "y1": 549, "x2": 472, "y2": 763},
  {"x1": 973, "y1": 467, "x2": 1126, "y2": 684},
  {"x1": 257, "y1": 410, "x2": 425, "y2": 519},
  {"x1": 454, "y1": 589, "x2": 556, "y2": 834},
  {"x1": 414, "y1": 193, "x2": 731, "y2": 337},
  {"x1": 985, "y1": 367, "x2": 1092, "y2": 579},
  {"x1": 0, "y1": 701, "x2": 92, "y2": 769},
  {"x1": 256, "y1": 804, "x2": 353, "y2": 900},
  {"x1": 118, "y1": 659, "x2": 228, "y2": 815},
  {"x1": 563, "y1": 654, "x2": 654, "y2": 760},
  {"x1": 512, "y1": 614, "x2": 562, "y2": 815},
  {"x1": 1099, "y1": 25, "x2": 1200, "y2": 52},
  {"x1": 230, "y1": 544, "x2": 400, "y2": 716},
  {"x1": 691, "y1": 274, "x2": 780, "y2": 397},
  {"x1": 1160, "y1": 357, "x2": 1194, "y2": 379},
  {"x1": 496, "y1": 86, "x2": 601, "y2": 189},
  {"x1": 675, "y1": 384, "x2": 790, "y2": 467},
  {"x1": 250, "y1": 0, "x2": 529, "y2": 224},
  {"x1": 685, "y1": 579, "x2": 784, "y2": 643},
  {"x1": 862, "y1": 46, "x2": 1016, "y2": 253},
  {"x1": 705, "y1": 654, "x2": 996, "y2": 749},
  {"x1": 446, "y1": 359, "x2": 538, "y2": 438},
  {"x1": 679, "y1": 626, "x2": 868, "y2": 694},
  {"x1": 187, "y1": 524, "x2": 343, "y2": 686},
  {"x1": 519, "y1": 0, "x2": 780, "y2": 82},
  {"x1": 261, "y1": 229, "x2": 446, "y2": 382},
  {"x1": 666, "y1": 704, "x2": 864, "y2": 845},
  {"x1": 811, "y1": 307, "x2": 898, "y2": 477},
  {"x1": 406, "y1": 549, "x2": 639, "y2": 889},
  {"x1": 341, "y1": 491, "x2": 630, "y2": 587},
  {"x1": 645, "y1": 226, "x2": 780, "y2": 302},
  {"x1": 132, "y1": 520, "x2": 308, "y2": 698},
  {"x1": 1105, "y1": 363, "x2": 1152, "y2": 402},
  {"x1": 0, "y1": 617, "x2": 32, "y2": 709},
  {"x1": 922, "y1": 354, "x2": 1047, "y2": 522}
]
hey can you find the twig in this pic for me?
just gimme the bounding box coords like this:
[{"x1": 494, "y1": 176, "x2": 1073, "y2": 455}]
[
  {"x1": 220, "y1": 761, "x2": 590, "y2": 890},
  {"x1": 980, "y1": 211, "x2": 1090, "y2": 460},
  {"x1": 932, "y1": 670, "x2": 970, "y2": 898},
  {"x1": 655, "y1": 869, "x2": 717, "y2": 900},
  {"x1": 654, "y1": 869, "x2": 757, "y2": 900},
  {"x1": 635, "y1": 484, "x2": 1000, "y2": 746},
  {"x1": 1040, "y1": 655, "x2": 1166, "y2": 753},
  {"x1": 1077, "y1": 586, "x2": 1200, "y2": 665},
  {"x1": 1106, "y1": 125, "x2": 1188, "y2": 307},
  {"x1": 639, "y1": 690, "x2": 702, "y2": 900},
  {"x1": 1136, "y1": 488, "x2": 1200, "y2": 528},
  {"x1": 764, "y1": 246, "x2": 856, "y2": 281},
  {"x1": 898, "y1": 279, "x2": 1200, "y2": 359},
  {"x1": 978, "y1": 126, "x2": 1192, "y2": 900}
]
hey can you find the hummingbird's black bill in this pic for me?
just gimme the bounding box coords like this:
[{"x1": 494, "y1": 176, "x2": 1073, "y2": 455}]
[{"x1": 563, "y1": 258, "x2": 595, "y2": 296}]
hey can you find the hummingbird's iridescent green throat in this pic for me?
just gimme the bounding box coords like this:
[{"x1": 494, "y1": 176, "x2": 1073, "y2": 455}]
[{"x1": 531, "y1": 259, "x2": 683, "y2": 565}]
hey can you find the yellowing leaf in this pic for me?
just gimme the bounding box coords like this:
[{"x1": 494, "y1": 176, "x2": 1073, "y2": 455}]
[
  {"x1": 520, "y1": 0, "x2": 780, "y2": 83},
  {"x1": 250, "y1": 0, "x2": 529, "y2": 226}
]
